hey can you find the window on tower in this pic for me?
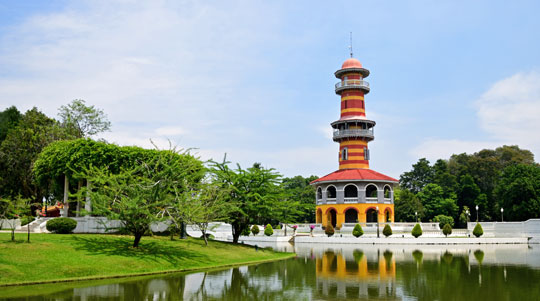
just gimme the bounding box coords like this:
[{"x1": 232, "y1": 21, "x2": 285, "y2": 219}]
[
  {"x1": 364, "y1": 147, "x2": 370, "y2": 160},
  {"x1": 342, "y1": 147, "x2": 348, "y2": 161}
]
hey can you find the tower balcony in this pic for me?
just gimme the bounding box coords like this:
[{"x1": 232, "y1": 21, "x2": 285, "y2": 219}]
[
  {"x1": 335, "y1": 79, "x2": 370, "y2": 94},
  {"x1": 333, "y1": 128, "x2": 374, "y2": 141}
]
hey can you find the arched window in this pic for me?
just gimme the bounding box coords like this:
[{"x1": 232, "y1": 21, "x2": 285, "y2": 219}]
[
  {"x1": 317, "y1": 187, "x2": 322, "y2": 200},
  {"x1": 365, "y1": 184, "x2": 378, "y2": 198},
  {"x1": 344, "y1": 185, "x2": 358, "y2": 198},
  {"x1": 345, "y1": 208, "x2": 358, "y2": 223},
  {"x1": 384, "y1": 185, "x2": 392, "y2": 199},
  {"x1": 326, "y1": 186, "x2": 337, "y2": 199}
]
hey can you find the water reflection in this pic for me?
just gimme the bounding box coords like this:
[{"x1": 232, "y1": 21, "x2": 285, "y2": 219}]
[{"x1": 2, "y1": 244, "x2": 540, "y2": 300}]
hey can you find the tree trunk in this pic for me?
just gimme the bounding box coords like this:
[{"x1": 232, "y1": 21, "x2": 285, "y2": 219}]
[
  {"x1": 232, "y1": 222, "x2": 241, "y2": 243},
  {"x1": 27, "y1": 221, "x2": 30, "y2": 243},
  {"x1": 202, "y1": 230, "x2": 208, "y2": 246},
  {"x1": 11, "y1": 229, "x2": 15, "y2": 241},
  {"x1": 133, "y1": 233, "x2": 143, "y2": 248}
]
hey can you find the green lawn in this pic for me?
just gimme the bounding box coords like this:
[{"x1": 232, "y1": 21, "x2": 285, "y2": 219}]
[{"x1": 0, "y1": 233, "x2": 294, "y2": 286}]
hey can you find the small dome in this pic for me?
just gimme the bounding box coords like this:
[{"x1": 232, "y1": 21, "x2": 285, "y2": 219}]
[{"x1": 341, "y1": 58, "x2": 362, "y2": 69}]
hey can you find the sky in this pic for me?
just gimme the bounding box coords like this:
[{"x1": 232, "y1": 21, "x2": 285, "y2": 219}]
[{"x1": 1, "y1": 0, "x2": 539, "y2": 179}]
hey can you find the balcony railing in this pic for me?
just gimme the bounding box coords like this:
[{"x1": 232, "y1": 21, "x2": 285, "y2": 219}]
[
  {"x1": 335, "y1": 79, "x2": 370, "y2": 93},
  {"x1": 333, "y1": 128, "x2": 374, "y2": 140}
]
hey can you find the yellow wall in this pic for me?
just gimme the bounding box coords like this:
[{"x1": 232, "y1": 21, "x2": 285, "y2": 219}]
[
  {"x1": 317, "y1": 252, "x2": 395, "y2": 281},
  {"x1": 316, "y1": 203, "x2": 394, "y2": 228}
]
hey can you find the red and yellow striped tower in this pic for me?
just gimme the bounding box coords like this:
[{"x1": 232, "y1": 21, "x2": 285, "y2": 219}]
[
  {"x1": 333, "y1": 58, "x2": 374, "y2": 169},
  {"x1": 312, "y1": 57, "x2": 398, "y2": 230}
]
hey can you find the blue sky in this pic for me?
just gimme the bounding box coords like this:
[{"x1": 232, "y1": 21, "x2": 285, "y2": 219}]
[{"x1": 1, "y1": 0, "x2": 539, "y2": 178}]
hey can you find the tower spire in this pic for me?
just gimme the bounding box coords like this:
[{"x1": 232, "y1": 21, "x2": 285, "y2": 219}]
[{"x1": 349, "y1": 32, "x2": 353, "y2": 58}]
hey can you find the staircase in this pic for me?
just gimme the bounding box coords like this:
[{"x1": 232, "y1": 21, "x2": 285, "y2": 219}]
[{"x1": 20, "y1": 218, "x2": 52, "y2": 233}]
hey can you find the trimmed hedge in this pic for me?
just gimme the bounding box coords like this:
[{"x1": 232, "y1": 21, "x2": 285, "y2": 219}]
[
  {"x1": 383, "y1": 224, "x2": 392, "y2": 237},
  {"x1": 442, "y1": 223, "x2": 452, "y2": 237},
  {"x1": 352, "y1": 224, "x2": 363, "y2": 238},
  {"x1": 411, "y1": 223, "x2": 422, "y2": 238},
  {"x1": 473, "y1": 223, "x2": 483, "y2": 237},
  {"x1": 46, "y1": 217, "x2": 77, "y2": 234},
  {"x1": 325, "y1": 224, "x2": 334, "y2": 237},
  {"x1": 251, "y1": 225, "x2": 260, "y2": 236},
  {"x1": 264, "y1": 224, "x2": 273, "y2": 236}
]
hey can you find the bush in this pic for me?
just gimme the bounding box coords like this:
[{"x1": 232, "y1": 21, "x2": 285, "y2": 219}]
[
  {"x1": 433, "y1": 215, "x2": 455, "y2": 229},
  {"x1": 241, "y1": 227, "x2": 251, "y2": 236},
  {"x1": 251, "y1": 225, "x2": 260, "y2": 236},
  {"x1": 325, "y1": 224, "x2": 335, "y2": 237},
  {"x1": 411, "y1": 223, "x2": 422, "y2": 238},
  {"x1": 473, "y1": 223, "x2": 483, "y2": 237},
  {"x1": 46, "y1": 217, "x2": 77, "y2": 234},
  {"x1": 352, "y1": 224, "x2": 363, "y2": 238},
  {"x1": 442, "y1": 223, "x2": 452, "y2": 237},
  {"x1": 275, "y1": 224, "x2": 281, "y2": 229},
  {"x1": 264, "y1": 224, "x2": 273, "y2": 236},
  {"x1": 383, "y1": 224, "x2": 392, "y2": 237}
]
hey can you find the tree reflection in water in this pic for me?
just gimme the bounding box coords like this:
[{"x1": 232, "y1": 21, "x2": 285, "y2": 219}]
[{"x1": 2, "y1": 245, "x2": 540, "y2": 300}]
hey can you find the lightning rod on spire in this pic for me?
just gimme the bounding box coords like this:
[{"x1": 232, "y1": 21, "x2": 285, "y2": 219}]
[{"x1": 349, "y1": 32, "x2": 353, "y2": 58}]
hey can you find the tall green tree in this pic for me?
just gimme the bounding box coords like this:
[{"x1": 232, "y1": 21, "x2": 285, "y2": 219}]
[
  {"x1": 58, "y1": 99, "x2": 111, "y2": 138},
  {"x1": 400, "y1": 158, "x2": 434, "y2": 194},
  {"x1": 417, "y1": 184, "x2": 458, "y2": 221},
  {"x1": 394, "y1": 187, "x2": 424, "y2": 222},
  {"x1": 495, "y1": 164, "x2": 540, "y2": 221},
  {"x1": 0, "y1": 108, "x2": 71, "y2": 202},
  {"x1": 0, "y1": 106, "x2": 22, "y2": 143},
  {"x1": 209, "y1": 158, "x2": 283, "y2": 243},
  {"x1": 281, "y1": 175, "x2": 318, "y2": 223}
]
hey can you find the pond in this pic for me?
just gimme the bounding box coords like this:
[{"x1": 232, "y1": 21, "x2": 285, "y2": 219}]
[{"x1": 2, "y1": 243, "x2": 540, "y2": 300}]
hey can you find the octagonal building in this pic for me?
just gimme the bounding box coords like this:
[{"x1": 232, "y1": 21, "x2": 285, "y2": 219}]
[{"x1": 311, "y1": 57, "x2": 398, "y2": 229}]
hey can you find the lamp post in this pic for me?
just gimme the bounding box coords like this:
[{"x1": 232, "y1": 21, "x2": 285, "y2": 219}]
[
  {"x1": 465, "y1": 209, "x2": 470, "y2": 223},
  {"x1": 376, "y1": 206, "x2": 380, "y2": 238},
  {"x1": 415, "y1": 211, "x2": 418, "y2": 223},
  {"x1": 501, "y1": 208, "x2": 504, "y2": 222},
  {"x1": 475, "y1": 205, "x2": 479, "y2": 222}
]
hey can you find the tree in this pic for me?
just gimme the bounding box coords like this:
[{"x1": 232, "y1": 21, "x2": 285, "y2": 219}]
[
  {"x1": 417, "y1": 184, "x2": 458, "y2": 221},
  {"x1": 352, "y1": 224, "x2": 363, "y2": 237},
  {"x1": 433, "y1": 214, "x2": 454, "y2": 229},
  {"x1": 83, "y1": 147, "x2": 203, "y2": 247},
  {"x1": 0, "y1": 196, "x2": 31, "y2": 241},
  {"x1": 209, "y1": 158, "x2": 283, "y2": 243},
  {"x1": 166, "y1": 181, "x2": 231, "y2": 246},
  {"x1": 411, "y1": 223, "x2": 422, "y2": 238},
  {"x1": 495, "y1": 164, "x2": 540, "y2": 221},
  {"x1": 251, "y1": 225, "x2": 260, "y2": 236},
  {"x1": 281, "y1": 175, "x2": 318, "y2": 223},
  {"x1": 473, "y1": 223, "x2": 483, "y2": 237},
  {"x1": 325, "y1": 223, "x2": 334, "y2": 237},
  {"x1": 0, "y1": 108, "x2": 71, "y2": 202},
  {"x1": 383, "y1": 224, "x2": 392, "y2": 237},
  {"x1": 0, "y1": 106, "x2": 21, "y2": 143},
  {"x1": 58, "y1": 99, "x2": 111, "y2": 138},
  {"x1": 264, "y1": 224, "x2": 273, "y2": 236},
  {"x1": 442, "y1": 223, "x2": 452, "y2": 237},
  {"x1": 400, "y1": 158, "x2": 434, "y2": 193},
  {"x1": 394, "y1": 187, "x2": 424, "y2": 222}
]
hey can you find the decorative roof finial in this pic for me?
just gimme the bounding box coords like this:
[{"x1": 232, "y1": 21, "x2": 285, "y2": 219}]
[{"x1": 349, "y1": 32, "x2": 353, "y2": 58}]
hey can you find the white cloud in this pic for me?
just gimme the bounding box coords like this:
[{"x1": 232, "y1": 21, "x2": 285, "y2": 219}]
[{"x1": 411, "y1": 71, "x2": 540, "y2": 161}]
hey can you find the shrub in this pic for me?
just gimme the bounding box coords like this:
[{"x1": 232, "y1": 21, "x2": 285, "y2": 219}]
[
  {"x1": 442, "y1": 223, "x2": 452, "y2": 237},
  {"x1": 352, "y1": 224, "x2": 363, "y2": 238},
  {"x1": 473, "y1": 223, "x2": 483, "y2": 237},
  {"x1": 434, "y1": 215, "x2": 455, "y2": 229},
  {"x1": 383, "y1": 224, "x2": 392, "y2": 237},
  {"x1": 325, "y1": 224, "x2": 335, "y2": 237},
  {"x1": 251, "y1": 225, "x2": 260, "y2": 236},
  {"x1": 411, "y1": 223, "x2": 422, "y2": 238},
  {"x1": 264, "y1": 224, "x2": 273, "y2": 236},
  {"x1": 46, "y1": 217, "x2": 77, "y2": 234},
  {"x1": 275, "y1": 224, "x2": 281, "y2": 229}
]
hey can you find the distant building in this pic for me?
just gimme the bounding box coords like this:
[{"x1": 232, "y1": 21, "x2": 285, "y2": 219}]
[{"x1": 311, "y1": 57, "x2": 398, "y2": 229}]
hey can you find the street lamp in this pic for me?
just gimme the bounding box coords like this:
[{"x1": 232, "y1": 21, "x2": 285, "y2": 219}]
[
  {"x1": 465, "y1": 209, "x2": 470, "y2": 223},
  {"x1": 475, "y1": 205, "x2": 479, "y2": 222},
  {"x1": 376, "y1": 206, "x2": 380, "y2": 238},
  {"x1": 415, "y1": 211, "x2": 418, "y2": 223},
  {"x1": 501, "y1": 208, "x2": 504, "y2": 222}
]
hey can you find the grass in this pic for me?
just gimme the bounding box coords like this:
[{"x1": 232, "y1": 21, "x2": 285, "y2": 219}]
[{"x1": 0, "y1": 233, "x2": 294, "y2": 286}]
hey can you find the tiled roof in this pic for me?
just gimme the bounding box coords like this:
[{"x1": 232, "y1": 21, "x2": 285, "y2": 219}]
[{"x1": 311, "y1": 168, "x2": 398, "y2": 184}]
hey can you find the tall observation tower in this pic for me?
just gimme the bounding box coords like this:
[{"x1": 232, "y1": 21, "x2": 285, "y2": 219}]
[{"x1": 311, "y1": 57, "x2": 398, "y2": 230}]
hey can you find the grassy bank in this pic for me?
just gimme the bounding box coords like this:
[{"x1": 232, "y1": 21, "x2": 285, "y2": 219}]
[{"x1": 0, "y1": 233, "x2": 294, "y2": 286}]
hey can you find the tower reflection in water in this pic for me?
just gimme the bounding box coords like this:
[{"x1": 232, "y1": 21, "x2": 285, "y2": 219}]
[{"x1": 315, "y1": 249, "x2": 396, "y2": 299}]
